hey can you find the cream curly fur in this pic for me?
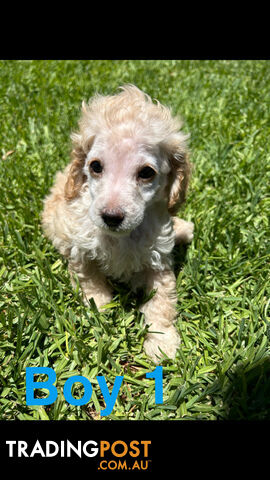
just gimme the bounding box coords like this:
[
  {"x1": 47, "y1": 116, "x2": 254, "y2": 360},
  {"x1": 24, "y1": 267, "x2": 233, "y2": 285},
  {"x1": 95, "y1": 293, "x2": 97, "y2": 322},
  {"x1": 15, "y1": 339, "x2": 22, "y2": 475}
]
[{"x1": 42, "y1": 85, "x2": 194, "y2": 363}]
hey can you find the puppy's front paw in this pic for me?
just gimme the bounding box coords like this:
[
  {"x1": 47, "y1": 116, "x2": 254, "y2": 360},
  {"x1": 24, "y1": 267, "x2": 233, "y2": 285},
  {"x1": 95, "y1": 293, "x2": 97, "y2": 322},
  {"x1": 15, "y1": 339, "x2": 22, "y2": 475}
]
[
  {"x1": 173, "y1": 217, "x2": 194, "y2": 245},
  {"x1": 83, "y1": 291, "x2": 113, "y2": 310},
  {"x1": 144, "y1": 325, "x2": 180, "y2": 364}
]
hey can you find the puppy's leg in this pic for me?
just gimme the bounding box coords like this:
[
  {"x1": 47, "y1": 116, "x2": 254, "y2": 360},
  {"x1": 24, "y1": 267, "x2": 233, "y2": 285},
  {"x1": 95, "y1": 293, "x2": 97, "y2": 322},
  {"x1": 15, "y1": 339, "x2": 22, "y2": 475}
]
[
  {"x1": 140, "y1": 269, "x2": 180, "y2": 363},
  {"x1": 173, "y1": 216, "x2": 194, "y2": 245},
  {"x1": 68, "y1": 258, "x2": 113, "y2": 309}
]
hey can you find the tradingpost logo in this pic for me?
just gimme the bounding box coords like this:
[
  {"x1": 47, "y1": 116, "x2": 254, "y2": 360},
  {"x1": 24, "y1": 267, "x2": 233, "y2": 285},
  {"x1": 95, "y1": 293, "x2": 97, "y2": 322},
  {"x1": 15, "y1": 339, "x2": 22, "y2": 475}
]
[{"x1": 5, "y1": 439, "x2": 152, "y2": 471}]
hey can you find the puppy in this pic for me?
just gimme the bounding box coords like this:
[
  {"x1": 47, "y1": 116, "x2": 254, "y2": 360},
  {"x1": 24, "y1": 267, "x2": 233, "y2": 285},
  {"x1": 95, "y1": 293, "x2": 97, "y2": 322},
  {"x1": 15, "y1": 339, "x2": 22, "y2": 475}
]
[{"x1": 42, "y1": 85, "x2": 194, "y2": 363}]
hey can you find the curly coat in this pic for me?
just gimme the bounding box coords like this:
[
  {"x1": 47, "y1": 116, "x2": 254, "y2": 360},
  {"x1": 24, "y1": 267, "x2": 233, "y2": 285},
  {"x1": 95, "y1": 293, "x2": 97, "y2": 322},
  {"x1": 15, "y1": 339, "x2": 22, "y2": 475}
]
[{"x1": 42, "y1": 85, "x2": 193, "y2": 362}]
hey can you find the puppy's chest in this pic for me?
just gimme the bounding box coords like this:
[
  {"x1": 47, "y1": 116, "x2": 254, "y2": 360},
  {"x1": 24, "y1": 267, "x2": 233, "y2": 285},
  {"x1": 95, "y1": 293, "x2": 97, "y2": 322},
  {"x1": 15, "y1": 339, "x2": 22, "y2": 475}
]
[{"x1": 92, "y1": 231, "x2": 174, "y2": 281}]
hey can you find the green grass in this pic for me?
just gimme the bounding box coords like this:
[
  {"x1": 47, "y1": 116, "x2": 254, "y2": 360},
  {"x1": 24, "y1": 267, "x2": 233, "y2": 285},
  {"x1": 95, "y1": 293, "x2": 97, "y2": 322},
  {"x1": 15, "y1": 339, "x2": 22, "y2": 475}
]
[{"x1": 0, "y1": 59, "x2": 270, "y2": 420}]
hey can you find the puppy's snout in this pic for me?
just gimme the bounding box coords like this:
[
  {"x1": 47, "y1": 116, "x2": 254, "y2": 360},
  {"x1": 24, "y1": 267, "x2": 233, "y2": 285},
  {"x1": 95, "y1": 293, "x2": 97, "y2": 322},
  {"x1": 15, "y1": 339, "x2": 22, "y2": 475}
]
[{"x1": 101, "y1": 208, "x2": 125, "y2": 228}]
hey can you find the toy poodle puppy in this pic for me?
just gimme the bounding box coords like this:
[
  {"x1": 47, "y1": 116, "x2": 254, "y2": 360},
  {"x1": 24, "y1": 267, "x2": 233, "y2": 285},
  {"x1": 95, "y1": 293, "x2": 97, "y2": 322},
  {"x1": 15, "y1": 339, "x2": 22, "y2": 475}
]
[{"x1": 42, "y1": 85, "x2": 194, "y2": 363}]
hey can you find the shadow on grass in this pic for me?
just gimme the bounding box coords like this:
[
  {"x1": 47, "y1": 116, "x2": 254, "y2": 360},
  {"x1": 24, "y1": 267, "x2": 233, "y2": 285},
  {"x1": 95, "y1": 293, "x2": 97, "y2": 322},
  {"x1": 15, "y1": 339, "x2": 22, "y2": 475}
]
[
  {"x1": 172, "y1": 244, "x2": 270, "y2": 420},
  {"x1": 172, "y1": 242, "x2": 270, "y2": 420},
  {"x1": 218, "y1": 357, "x2": 270, "y2": 420},
  {"x1": 172, "y1": 242, "x2": 190, "y2": 279}
]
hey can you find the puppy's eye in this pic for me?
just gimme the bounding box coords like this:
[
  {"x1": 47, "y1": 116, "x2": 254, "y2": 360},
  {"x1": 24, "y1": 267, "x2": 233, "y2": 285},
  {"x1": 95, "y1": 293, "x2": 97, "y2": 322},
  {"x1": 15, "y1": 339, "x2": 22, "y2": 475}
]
[
  {"x1": 90, "y1": 160, "x2": 103, "y2": 175},
  {"x1": 138, "y1": 166, "x2": 156, "y2": 180}
]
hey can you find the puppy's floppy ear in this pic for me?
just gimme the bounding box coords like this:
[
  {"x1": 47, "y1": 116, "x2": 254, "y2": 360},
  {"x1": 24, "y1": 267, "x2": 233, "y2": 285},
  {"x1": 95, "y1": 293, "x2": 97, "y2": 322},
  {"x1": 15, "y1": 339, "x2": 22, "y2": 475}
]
[
  {"x1": 64, "y1": 132, "x2": 95, "y2": 201},
  {"x1": 162, "y1": 133, "x2": 191, "y2": 215}
]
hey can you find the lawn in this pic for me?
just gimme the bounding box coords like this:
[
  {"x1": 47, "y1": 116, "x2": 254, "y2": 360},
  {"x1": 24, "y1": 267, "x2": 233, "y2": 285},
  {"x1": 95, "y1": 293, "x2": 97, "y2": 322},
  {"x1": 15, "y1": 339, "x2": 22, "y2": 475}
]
[{"x1": 0, "y1": 59, "x2": 269, "y2": 420}]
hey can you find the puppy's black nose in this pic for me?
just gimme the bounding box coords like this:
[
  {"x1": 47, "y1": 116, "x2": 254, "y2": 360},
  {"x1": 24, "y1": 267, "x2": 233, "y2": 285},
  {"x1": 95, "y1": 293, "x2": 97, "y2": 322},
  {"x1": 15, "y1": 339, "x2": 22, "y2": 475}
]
[{"x1": 101, "y1": 210, "x2": 124, "y2": 228}]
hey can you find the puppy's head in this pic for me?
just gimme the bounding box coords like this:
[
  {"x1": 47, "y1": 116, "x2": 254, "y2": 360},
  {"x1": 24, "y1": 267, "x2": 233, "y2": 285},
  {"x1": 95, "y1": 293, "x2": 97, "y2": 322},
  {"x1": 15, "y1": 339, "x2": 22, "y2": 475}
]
[{"x1": 64, "y1": 85, "x2": 191, "y2": 236}]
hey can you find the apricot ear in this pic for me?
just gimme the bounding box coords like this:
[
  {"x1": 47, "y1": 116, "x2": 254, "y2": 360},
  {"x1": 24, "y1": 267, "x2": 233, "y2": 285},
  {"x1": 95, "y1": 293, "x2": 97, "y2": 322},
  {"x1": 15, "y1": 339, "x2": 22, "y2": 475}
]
[
  {"x1": 167, "y1": 151, "x2": 191, "y2": 214},
  {"x1": 159, "y1": 131, "x2": 190, "y2": 214},
  {"x1": 64, "y1": 134, "x2": 95, "y2": 201}
]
